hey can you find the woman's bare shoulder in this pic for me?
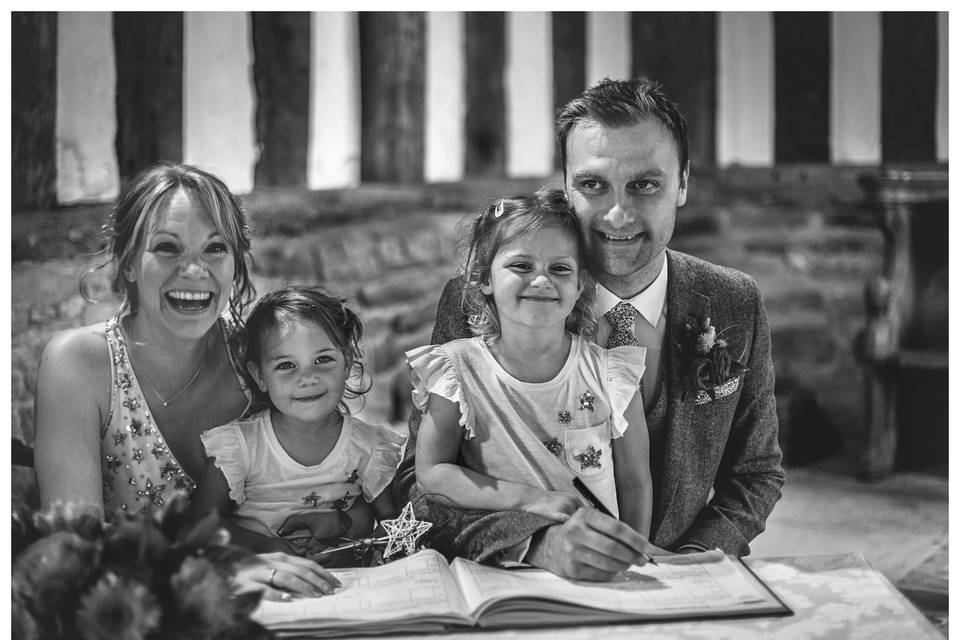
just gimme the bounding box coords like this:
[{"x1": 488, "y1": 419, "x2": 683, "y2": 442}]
[{"x1": 39, "y1": 322, "x2": 110, "y2": 375}]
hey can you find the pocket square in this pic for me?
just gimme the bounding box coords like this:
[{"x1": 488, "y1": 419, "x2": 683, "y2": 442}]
[{"x1": 693, "y1": 375, "x2": 741, "y2": 406}]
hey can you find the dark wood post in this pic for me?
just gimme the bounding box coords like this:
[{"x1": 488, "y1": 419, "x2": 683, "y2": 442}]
[
  {"x1": 464, "y1": 12, "x2": 506, "y2": 178},
  {"x1": 552, "y1": 12, "x2": 586, "y2": 170},
  {"x1": 631, "y1": 12, "x2": 716, "y2": 169},
  {"x1": 12, "y1": 12, "x2": 58, "y2": 210},
  {"x1": 881, "y1": 13, "x2": 939, "y2": 164},
  {"x1": 113, "y1": 12, "x2": 184, "y2": 186},
  {"x1": 252, "y1": 13, "x2": 311, "y2": 188},
  {"x1": 774, "y1": 13, "x2": 830, "y2": 163},
  {"x1": 359, "y1": 12, "x2": 426, "y2": 183}
]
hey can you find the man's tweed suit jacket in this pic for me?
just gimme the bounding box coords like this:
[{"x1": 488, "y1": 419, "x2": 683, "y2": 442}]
[{"x1": 395, "y1": 249, "x2": 785, "y2": 560}]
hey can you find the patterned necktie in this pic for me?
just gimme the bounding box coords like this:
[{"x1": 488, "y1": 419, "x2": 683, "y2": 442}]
[
  {"x1": 605, "y1": 301, "x2": 644, "y2": 399},
  {"x1": 605, "y1": 301, "x2": 641, "y2": 349}
]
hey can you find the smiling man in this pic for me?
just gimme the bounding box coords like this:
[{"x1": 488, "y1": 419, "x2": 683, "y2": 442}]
[{"x1": 397, "y1": 77, "x2": 784, "y2": 580}]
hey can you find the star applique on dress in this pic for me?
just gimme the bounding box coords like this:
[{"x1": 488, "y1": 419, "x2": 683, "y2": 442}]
[
  {"x1": 577, "y1": 391, "x2": 596, "y2": 412},
  {"x1": 573, "y1": 445, "x2": 603, "y2": 470},
  {"x1": 542, "y1": 439, "x2": 563, "y2": 457}
]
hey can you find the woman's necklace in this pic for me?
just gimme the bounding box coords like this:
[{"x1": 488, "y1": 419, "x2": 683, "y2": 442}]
[
  {"x1": 125, "y1": 321, "x2": 211, "y2": 408},
  {"x1": 139, "y1": 352, "x2": 208, "y2": 408}
]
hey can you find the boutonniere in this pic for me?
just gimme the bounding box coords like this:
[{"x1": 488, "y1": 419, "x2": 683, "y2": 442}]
[{"x1": 676, "y1": 311, "x2": 748, "y2": 404}]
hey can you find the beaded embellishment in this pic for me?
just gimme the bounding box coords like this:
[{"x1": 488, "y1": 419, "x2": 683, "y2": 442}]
[{"x1": 573, "y1": 444, "x2": 603, "y2": 470}]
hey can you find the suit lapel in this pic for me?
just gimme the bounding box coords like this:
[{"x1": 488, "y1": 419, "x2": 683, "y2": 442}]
[{"x1": 654, "y1": 251, "x2": 700, "y2": 539}]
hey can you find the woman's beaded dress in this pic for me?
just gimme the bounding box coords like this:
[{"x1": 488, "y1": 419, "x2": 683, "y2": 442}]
[{"x1": 99, "y1": 315, "x2": 248, "y2": 516}]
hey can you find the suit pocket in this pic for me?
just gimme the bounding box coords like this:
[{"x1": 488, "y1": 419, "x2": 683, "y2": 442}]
[{"x1": 563, "y1": 423, "x2": 610, "y2": 478}]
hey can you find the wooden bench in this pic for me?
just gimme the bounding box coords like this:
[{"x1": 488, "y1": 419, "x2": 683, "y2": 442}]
[{"x1": 856, "y1": 167, "x2": 948, "y2": 480}]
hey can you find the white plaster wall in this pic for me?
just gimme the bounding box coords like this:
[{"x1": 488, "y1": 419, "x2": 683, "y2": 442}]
[
  {"x1": 717, "y1": 12, "x2": 774, "y2": 167},
  {"x1": 936, "y1": 12, "x2": 948, "y2": 163},
  {"x1": 831, "y1": 13, "x2": 881, "y2": 165},
  {"x1": 425, "y1": 12, "x2": 465, "y2": 183},
  {"x1": 308, "y1": 12, "x2": 361, "y2": 189},
  {"x1": 56, "y1": 12, "x2": 119, "y2": 205},
  {"x1": 183, "y1": 12, "x2": 256, "y2": 194},
  {"x1": 506, "y1": 12, "x2": 553, "y2": 178},
  {"x1": 586, "y1": 12, "x2": 631, "y2": 87}
]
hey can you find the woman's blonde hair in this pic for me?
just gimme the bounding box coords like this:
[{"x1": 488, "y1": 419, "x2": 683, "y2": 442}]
[{"x1": 80, "y1": 163, "x2": 255, "y2": 326}]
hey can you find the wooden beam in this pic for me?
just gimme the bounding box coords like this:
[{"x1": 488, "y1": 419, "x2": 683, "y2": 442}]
[
  {"x1": 359, "y1": 12, "x2": 426, "y2": 183},
  {"x1": 464, "y1": 12, "x2": 506, "y2": 178},
  {"x1": 632, "y1": 12, "x2": 716, "y2": 168},
  {"x1": 252, "y1": 12, "x2": 311, "y2": 187},
  {"x1": 113, "y1": 12, "x2": 184, "y2": 186},
  {"x1": 12, "y1": 12, "x2": 57, "y2": 209},
  {"x1": 881, "y1": 12, "x2": 938, "y2": 164},
  {"x1": 552, "y1": 12, "x2": 586, "y2": 169},
  {"x1": 774, "y1": 13, "x2": 830, "y2": 163}
]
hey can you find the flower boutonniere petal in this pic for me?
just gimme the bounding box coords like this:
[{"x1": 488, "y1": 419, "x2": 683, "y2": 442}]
[{"x1": 676, "y1": 311, "x2": 748, "y2": 404}]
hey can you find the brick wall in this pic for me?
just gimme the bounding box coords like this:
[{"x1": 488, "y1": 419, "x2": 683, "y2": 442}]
[{"x1": 10, "y1": 170, "x2": 884, "y2": 469}]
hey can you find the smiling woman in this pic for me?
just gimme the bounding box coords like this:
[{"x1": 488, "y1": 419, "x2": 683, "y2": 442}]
[{"x1": 32, "y1": 163, "x2": 341, "y2": 601}]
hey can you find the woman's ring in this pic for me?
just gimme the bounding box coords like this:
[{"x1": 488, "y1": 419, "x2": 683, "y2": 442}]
[{"x1": 269, "y1": 568, "x2": 278, "y2": 588}]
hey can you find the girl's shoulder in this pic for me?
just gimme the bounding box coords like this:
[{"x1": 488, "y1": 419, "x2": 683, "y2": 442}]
[
  {"x1": 407, "y1": 336, "x2": 486, "y2": 370},
  {"x1": 343, "y1": 415, "x2": 405, "y2": 446}
]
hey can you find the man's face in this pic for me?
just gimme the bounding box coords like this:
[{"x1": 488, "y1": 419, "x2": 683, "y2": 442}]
[{"x1": 564, "y1": 118, "x2": 688, "y2": 298}]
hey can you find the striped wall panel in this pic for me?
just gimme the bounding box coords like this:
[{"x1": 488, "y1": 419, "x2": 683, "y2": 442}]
[
  {"x1": 586, "y1": 12, "x2": 631, "y2": 87},
  {"x1": 56, "y1": 13, "x2": 118, "y2": 205},
  {"x1": 425, "y1": 12, "x2": 465, "y2": 183},
  {"x1": 28, "y1": 11, "x2": 950, "y2": 208},
  {"x1": 308, "y1": 13, "x2": 360, "y2": 189},
  {"x1": 506, "y1": 12, "x2": 553, "y2": 178},
  {"x1": 831, "y1": 13, "x2": 881, "y2": 165},
  {"x1": 717, "y1": 12, "x2": 775, "y2": 166},
  {"x1": 183, "y1": 12, "x2": 256, "y2": 194}
]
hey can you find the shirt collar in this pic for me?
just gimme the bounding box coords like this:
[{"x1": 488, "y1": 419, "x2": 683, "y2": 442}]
[{"x1": 594, "y1": 254, "x2": 669, "y2": 327}]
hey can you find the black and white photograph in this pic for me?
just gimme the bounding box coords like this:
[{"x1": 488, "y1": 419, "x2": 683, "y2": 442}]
[{"x1": 9, "y1": 10, "x2": 949, "y2": 638}]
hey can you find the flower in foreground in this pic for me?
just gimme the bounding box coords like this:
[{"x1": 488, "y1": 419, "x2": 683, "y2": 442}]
[
  {"x1": 169, "y1": 556, "x2": 238, "y2": 637},
  {"x1": 75, "y1": 572, "x2": 161, "y2": 640},
  {"x1": 13, "y1": 530, "x2": 100, "y2": 613}
]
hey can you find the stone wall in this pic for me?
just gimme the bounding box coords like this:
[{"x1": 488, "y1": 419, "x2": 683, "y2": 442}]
[{"x1": 11, "y1": 169, "x2": 885, "y2": 470}]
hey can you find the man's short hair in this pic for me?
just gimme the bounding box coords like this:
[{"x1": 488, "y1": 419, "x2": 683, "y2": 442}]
[{"x1": 557, "y1": 77, "x2": 689, "y2": 183}]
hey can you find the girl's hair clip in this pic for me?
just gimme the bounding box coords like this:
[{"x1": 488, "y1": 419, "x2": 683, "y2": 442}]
[{"x1": 493, "y1": 199, "x2": 505, "y2": 218}]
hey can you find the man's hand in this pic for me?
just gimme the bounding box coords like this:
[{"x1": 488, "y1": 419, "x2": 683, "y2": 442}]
[{"x1": 522, "y1": 507, "x2": 658, "y2": 581}]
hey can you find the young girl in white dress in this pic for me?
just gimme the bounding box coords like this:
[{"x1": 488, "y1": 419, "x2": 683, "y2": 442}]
[
  {"x1": 191, "y1": 286, "x2": 405, "y2": 564},
  {"x1": 407, "y1": 189, "x2": 652, "y2": 535}
]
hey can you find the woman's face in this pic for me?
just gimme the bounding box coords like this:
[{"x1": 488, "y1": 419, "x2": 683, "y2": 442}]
[{"x1": 130, "y1": 189, "x2": 235, "y2": 342}]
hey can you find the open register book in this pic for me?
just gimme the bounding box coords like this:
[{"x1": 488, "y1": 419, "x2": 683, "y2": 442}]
[{"x1": 254, "y1": 548, "x2": 791, "y2": 637}]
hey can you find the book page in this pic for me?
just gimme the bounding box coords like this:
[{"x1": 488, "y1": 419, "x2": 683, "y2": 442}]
[
  {"x1": 451, "y1": 549, "x2": 783, "y2": 621},
  {"x1": 254, "y1": 549, "x2": 472, "y2": 630}
]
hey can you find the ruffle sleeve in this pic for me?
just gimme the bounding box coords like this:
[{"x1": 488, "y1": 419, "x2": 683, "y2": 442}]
[
  {"x1": 405, "y1": 344, "x2": 476, "y2": 439},
  {"x1": 359, "y1": 424, "x2": 407, "y2": 502},
  {"x1": 200, "y1": 423, "x2": 250, "y2": 505},
  {"x1": 605, "y1": 346, "x2": 646, "y2": 437}
]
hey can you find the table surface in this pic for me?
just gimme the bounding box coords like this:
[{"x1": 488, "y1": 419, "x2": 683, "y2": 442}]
[{"x1": 336, "y1": 553, "x2": 943, "y2": 640}]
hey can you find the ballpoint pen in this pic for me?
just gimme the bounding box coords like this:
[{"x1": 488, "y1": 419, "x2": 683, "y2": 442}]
[{"x1": 572, "y1": 477, "x2": 658, "y2": 566}]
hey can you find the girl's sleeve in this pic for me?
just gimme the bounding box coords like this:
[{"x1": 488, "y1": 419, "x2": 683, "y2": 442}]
[
  {"x1": 404, "y1": 344, "x2": 476, "y2": 439},
  {"x1": 199, "y1": 423, "x2": 250, "y2": 505},
  {"x1": 605, "y1": 346, "x2": 646, "y2": 438},
  {"x1": 359, "y1": 425, "x2": 407, "y2": 502}
]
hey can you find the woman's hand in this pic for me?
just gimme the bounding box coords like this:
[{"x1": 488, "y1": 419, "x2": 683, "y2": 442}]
[
  {"x1": 233, "y1": 552, "x2": 341, "y2": 601},
  {"x1": 522, "y1": 490, "x2": 585, "y2": 522}
]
